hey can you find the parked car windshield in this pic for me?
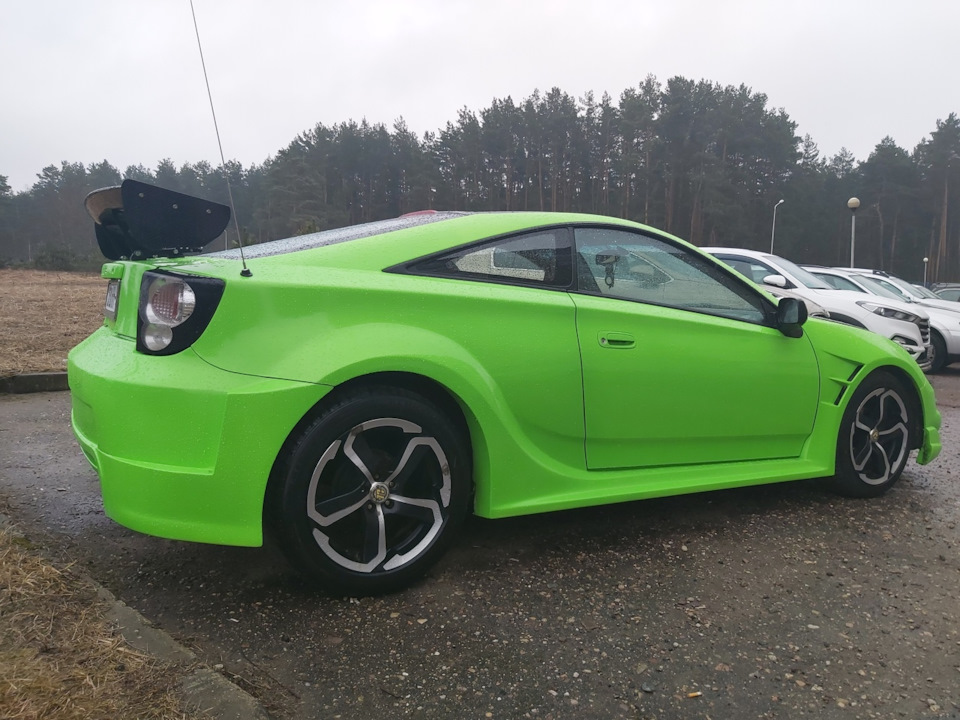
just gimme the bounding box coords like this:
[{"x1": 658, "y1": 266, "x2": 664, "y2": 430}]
[
  {"x1": 769, "y1": 256, "x2": 833, "y2": 290},
  {"x1": 885, "y1": 276, "x2": 923, "y2": 300},
  {"x1": 911, "y1": 284, "x2": 940, "y2": 299},
  {"x1": 852, "y1": 274, "x2": 910, "y2": 301}
]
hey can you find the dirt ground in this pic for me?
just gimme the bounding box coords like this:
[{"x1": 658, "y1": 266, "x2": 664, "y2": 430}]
[{"x1": 0, "y1": 269, "x2": 105, "y2": 376}]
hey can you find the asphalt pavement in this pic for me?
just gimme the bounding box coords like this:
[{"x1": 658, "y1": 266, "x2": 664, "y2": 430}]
[{"x1": 1, "y1": 371, "x2": 959, "y2": 719}]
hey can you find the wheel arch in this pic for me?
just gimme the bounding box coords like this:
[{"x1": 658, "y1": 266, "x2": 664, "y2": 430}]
[
  {"x1": 849, "y1": 365, "x2": 924, "y2": 450},
  {"x1": 263, "y1": 371, "x2": 485, "y2": 531}
]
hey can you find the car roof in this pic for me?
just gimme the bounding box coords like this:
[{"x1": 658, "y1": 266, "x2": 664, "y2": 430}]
[{"x1": 205, "y1": 211, "x2": 680, "y2": 270}]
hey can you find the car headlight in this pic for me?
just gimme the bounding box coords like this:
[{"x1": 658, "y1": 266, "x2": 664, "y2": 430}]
[
  {"x1": 137, "y1": 271, "x2": 224, "y2": 355},
  {"x1": 856, "y1": 301, "x2": 920, "y2": 324}
]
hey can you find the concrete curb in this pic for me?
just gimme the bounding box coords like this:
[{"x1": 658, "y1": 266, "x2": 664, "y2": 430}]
[
  {"x1": 0, "y1": 372, "x2": 69, "y2": 394},
  {"x1": 0, "y1": 516, "x2": 272, "y2": 719},
  {"x1": 98, "y1": 586, "x2": 272, "y2": 720}
]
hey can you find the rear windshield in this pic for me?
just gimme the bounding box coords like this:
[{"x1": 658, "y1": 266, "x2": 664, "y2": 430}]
[{"x1": 208, "y1": 212, "x2": 468, "y2": 259}]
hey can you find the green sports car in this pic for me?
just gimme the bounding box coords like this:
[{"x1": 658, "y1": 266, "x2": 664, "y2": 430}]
[{"x1": 69, "y1": 180, "x2": 942, "y2": 594}]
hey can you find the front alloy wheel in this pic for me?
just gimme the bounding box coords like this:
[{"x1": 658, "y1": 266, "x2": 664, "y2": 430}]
[
  {"x1": 833, "y1": 371, "x2": 914, "y2": 497},
  {"x1": 274, "y1": 388, "x2": 470, "y2": 594}
]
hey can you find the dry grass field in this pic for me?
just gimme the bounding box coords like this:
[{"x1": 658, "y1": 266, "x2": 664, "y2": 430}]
[
  {"x1": 0, "y1": 528, "x2": 202, "y2": 720},
  {"x1": 0, "y1": 269, "x2": 105, "y2": 376}
]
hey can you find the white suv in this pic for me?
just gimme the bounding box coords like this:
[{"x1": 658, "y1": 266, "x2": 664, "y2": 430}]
[
  {"x1": 702, "y1": 248, "x2": 932, "y2": 371},
  {"x1": 811, "y1": 267, "x2": 960, "y2": 372}
]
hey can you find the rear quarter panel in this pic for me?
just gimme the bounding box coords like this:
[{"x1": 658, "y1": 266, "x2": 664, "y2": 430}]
[{"x1": 189, "y1": 265, "x2": 588, "y2": 514}]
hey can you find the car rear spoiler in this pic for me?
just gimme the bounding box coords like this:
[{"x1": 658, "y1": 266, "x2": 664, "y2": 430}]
[{"x1": 84, "y1": 179, "x2": 231, "y2": 260}]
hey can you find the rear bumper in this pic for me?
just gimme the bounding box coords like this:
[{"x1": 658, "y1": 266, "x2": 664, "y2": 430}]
[{"x1": 68, "y1": 328, "x2": 329, "y2": 546}]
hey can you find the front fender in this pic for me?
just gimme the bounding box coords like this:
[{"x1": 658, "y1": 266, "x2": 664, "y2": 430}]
[{"x1": 801, "y1": 318, "x2": 941, "y2": 465}]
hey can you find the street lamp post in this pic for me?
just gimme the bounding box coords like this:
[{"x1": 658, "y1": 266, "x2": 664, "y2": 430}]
[
  {"x1": 847, "y1": 197, "x2": 860, "y2": 267},
  {"x1": 923, "y1": 256, "x2": 929, "y2": 286},
  {"x1": 770, "y1": 199, "x2": 785, "y2": 254}
]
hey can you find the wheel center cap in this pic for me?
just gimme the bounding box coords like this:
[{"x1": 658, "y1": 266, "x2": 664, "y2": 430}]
[
  {"x1": 869, "y1": 428, "x2": 880, "y2": 442},
  {"x1": 370, "y1": 482, "x2": 390, "y2": 504}
]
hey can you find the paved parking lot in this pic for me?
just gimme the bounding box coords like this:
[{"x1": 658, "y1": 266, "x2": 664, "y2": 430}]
[{"x1": 2, "y1": 371, "x2": 959, "y2": 719}]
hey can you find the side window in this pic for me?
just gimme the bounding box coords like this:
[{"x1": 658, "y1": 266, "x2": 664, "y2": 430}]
[
  {"x1": 574, "y1": 228, "x2": 767, "y2": 323},
  {"x1": 939, "y1": 289, "x2": 960, "y2": 302},
  {"x1": 409, "y1": 228, "x2": 571, "y2": 288}
]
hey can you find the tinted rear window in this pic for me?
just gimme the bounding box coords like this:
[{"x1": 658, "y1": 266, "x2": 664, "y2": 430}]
[{"x1": 208, "y1": 212, "x2": 468, "y2": 259}]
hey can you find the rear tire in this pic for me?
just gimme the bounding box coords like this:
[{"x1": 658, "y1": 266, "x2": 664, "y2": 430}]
[
  {"x1": 832, "y1": 371, "x2": 913, "y2": 498},
  {"x1": 271, "y1": 387, "x2": 470, "y2": 595}
]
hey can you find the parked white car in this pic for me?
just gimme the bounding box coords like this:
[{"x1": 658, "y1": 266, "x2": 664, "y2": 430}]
[
  {"x1": 702, "y1": 248, "x2": 932, "y2": 371},
  {"x1": 809, "y1": 267, "x2": 960, "y2": 372}
]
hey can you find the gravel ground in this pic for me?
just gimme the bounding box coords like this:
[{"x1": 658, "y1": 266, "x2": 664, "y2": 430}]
[{"x1": 1, "y1": 371, "x2": 958, "y2": 719}]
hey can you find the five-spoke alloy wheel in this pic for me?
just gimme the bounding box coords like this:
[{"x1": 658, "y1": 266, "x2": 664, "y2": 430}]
[
  {"x1": 273, "y1": 388, "x2": 470, "y2": 595},
  {"x1": 833, "y1": 371, "x2": 915, "y2": 497}
]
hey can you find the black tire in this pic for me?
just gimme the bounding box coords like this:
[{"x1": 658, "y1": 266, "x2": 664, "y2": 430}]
[
  {"x1": 832, "y1": 371, "x2": 914, "y2": 498},
  {"x1": 930, "y1": 332, "x2": 947, "y2": 373},
  {"x1": 272, "y1": 387, "x2": 471, "y2": 595}
]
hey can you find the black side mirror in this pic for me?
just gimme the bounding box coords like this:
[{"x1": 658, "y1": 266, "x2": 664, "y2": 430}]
[{"x1": 777, "y1": 297, "x2": 808, "y2": 338}]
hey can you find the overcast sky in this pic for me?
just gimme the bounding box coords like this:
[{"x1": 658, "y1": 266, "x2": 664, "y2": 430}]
[{"x1": 2, "y1": 0, "x2": 957, "y2": 192}]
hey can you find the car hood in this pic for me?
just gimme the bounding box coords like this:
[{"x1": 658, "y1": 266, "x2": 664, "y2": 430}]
[
  {"x1": 916, "y1": 298, "x2": 960, "y2": 315},
  {"x1": 804, "y1": 288, "x2": 927, "y2": 318}
]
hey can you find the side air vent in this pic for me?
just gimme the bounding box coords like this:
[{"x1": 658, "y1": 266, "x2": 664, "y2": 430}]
[{"x1": 832, "y1": 365, "x2": 864, "y2": 406}]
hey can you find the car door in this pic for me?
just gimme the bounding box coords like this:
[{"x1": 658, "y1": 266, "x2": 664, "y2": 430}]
[{"x1": 572, "y1": 228, "x2": 821, "y2": 470}]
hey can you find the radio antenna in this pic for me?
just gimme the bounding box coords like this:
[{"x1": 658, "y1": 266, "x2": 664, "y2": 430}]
[{"x1": 189, "y1": 0, "x2": 251, "y2": 277}]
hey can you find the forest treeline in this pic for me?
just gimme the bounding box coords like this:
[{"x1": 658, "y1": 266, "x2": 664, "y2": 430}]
[{"x1": 2, "y1": 75, "x2": 959, "y2": 281}]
